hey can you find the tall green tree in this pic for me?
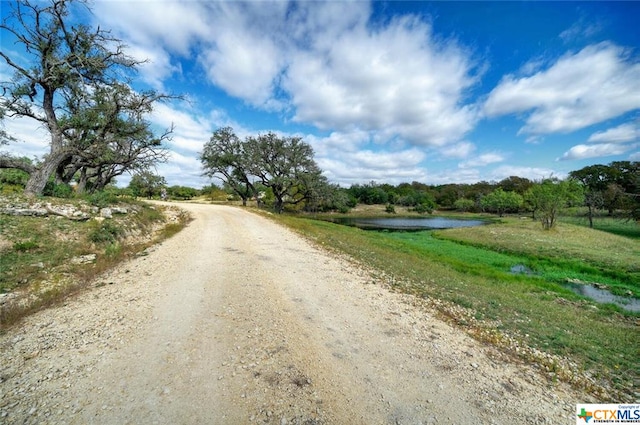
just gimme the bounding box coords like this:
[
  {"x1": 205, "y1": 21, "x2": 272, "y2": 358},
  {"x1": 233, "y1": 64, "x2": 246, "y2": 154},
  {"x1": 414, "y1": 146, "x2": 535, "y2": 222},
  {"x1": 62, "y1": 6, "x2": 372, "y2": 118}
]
[
  {"x1": 570, "y1": 161, "x2": 639, "y2": 222},
  {"x1": 481, "y1": 188, "x2": 523, "y2": 217},
  {"x1": 0, "y1": 0, "x2": 170, "y2": 196},
  {"x1": 200, "y1": 127, "x2": 255, "y2": 206},
  {"x1": 525, "y1": 178, "x2": 584, "y2": 230},
  {"x1": 608, "y1": 161, "x2": 639, "y2": 220},
  {"x1": 57, "y1": 83, "x2": 171, "y2": 193},
  {"x1": 569, "y1": 164, "x2": 611, "y2": 227},
  {"x1": 245, "y1": 133, "x2": 323, "y2": 214},
  {"x1": 498, "y1": 176, "x2": 533, "y2": 195},
  {"x1": 128, "y1": 170, "x2": 166, "y2": 199}
]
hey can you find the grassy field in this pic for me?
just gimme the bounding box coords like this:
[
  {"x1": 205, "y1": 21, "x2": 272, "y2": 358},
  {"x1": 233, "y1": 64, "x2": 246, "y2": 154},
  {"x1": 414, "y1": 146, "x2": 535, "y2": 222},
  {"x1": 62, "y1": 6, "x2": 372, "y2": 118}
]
[
  {"x1": 439, "y1": 218, "x2": 639, "y2": 296},
  {"x1": 272, "y1": 211, "x2": 639, "y2": 401}
]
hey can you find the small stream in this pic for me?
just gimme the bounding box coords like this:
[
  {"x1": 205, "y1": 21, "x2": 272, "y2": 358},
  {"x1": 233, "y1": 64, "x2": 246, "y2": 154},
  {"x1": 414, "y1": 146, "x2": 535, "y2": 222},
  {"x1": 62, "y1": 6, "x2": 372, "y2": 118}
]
[
  {"x1": 510, "y1": 265, "x2": 639, "y2": 312},
  {"x1": 562, "y1": 282, "x2": 640, "y2": 312}
]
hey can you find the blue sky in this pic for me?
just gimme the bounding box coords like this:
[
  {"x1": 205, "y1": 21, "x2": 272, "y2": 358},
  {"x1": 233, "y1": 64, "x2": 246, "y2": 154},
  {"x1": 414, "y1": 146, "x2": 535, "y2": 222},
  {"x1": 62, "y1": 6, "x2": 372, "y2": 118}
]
[{"x1": 1, "y1": 1, "x2": 639, "y2": 188}]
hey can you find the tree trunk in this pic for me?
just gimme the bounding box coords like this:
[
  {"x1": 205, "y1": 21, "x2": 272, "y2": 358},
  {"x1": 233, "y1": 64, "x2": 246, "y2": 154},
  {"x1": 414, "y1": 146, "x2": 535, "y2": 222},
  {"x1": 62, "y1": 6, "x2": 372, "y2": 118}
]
[
  {"x1": 24, "y1": 149, "x2": 71, "y2": 197},
  {"x1": 274, "y1": 196, "x2": 284, "y2": 214},
  {"x1": 76, "y1": 168, "x2": 88, "y2": 194}
]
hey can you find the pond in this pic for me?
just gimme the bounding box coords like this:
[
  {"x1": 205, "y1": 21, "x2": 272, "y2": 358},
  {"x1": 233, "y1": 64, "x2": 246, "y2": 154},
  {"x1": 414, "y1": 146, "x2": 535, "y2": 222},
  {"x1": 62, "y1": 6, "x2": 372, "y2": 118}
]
[{"x1": 326, "y1": 216, "x2": 488, "y2": 231}]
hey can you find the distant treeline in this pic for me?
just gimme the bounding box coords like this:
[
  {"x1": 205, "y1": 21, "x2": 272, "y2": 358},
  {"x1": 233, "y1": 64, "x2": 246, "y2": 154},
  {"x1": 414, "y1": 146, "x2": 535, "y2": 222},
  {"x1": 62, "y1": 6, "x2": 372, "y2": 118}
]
[{"x1": 2, "y1": 160, "x2": 636, "y2": 223}]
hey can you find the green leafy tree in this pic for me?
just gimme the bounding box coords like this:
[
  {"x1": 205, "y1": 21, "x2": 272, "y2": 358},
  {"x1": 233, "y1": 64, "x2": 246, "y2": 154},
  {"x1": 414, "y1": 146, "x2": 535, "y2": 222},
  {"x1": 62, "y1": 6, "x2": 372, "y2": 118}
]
[
  {"x1": 347, "y1": 182, "x2": 390, "y2": 205},
  {"x1": 245, "y1": 133, "x2": 322, "y2": 214},
  {"x1": 166, "y1": 185, "x2": 199, "y2": 200},
  {"x1": 607, "y1": 161, "x2": 639, "y2": 220},
  {"x1": 498, "y1": 176, "x2": 533, "y2": 195},
  {"x1": 412, "y1": 192, "x2": 436, "y2": 214},
  {"x1": 0, "y1": 0, "x2": 170, "y2": 196},
  {"x1": 569, "y1": 161, "x2": 639, "y2": 222},
  {"x1": 569, "y1": 164, "x2": 611, "y2": 227},
  {"x1": 56, "y1": 83, "x2": 172, "y2": 193},
  {"x1": 128, "y1": 171, "x2": 166, "y2": 199},
  {"x1": 304, "y1": 179, "x2": 353, "y2": 213},
  {"x1": 200, "y1": 127, "x2": 255, "y2": 206},
  {"x1": 453, "y1": 198, "x2": 475, "y2": 212},
  {"x1": 525, "y1": 179, "x2": 584, "y2": 230},
  {"x1": 481, "y1": 188, "x2": 523, "y2": 217}
]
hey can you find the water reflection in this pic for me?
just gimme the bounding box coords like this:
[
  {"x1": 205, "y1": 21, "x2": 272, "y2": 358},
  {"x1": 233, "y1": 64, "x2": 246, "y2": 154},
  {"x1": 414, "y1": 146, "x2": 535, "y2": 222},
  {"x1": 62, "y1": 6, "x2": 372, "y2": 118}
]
[
  {"x1": 563, "y1": 283, "x2": 640, "y2": 312},
  {"x1": 327, "y1": 217, "x2": 487, "y2": 231}
]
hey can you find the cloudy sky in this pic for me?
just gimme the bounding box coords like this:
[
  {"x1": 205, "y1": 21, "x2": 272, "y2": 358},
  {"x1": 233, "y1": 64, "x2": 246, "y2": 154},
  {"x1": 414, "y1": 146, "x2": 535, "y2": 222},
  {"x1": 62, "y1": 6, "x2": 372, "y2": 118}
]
[{"x1": 1, "y1": 1, "x2": 639, "y2": 188}]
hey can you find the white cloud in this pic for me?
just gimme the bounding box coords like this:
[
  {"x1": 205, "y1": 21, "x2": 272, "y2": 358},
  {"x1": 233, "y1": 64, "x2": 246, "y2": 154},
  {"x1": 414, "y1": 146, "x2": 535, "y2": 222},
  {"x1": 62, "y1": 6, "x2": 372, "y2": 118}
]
[
  {"x1": 199, "y1": 32, "x2": 283, "y2": 109},
  {"x1": 91, "y1": 1, "x2": 480, "y2": 147},
  {"x1": 488, "y1": 165, "x2": 563, "y2": 182},
  {"x1": 124, "y1": 44, "x2": 181, "y2": 91},
  {"x1": 92, "y1": 1, "x2": 211, "y2": 90},
  {"x1": 484, "y1": 43, "x2": 640, "y2": 135},
  {"x1": 439, "y1": 142, "x2": 476, "y2": 159},
  {"x1": 0, "y1": 116, "x2": 50, "y2": 159},
  {"x1": 305, "y1": 130, "x2": 370, "y2": 157},
  {"x1": 559, "y1": 143, "x2": 637, "y2": 161},
  {"x1": 349, "y1": 149, "x2": 426, "y2": 170},
  {"x1": 150, "y1": 103, "x2": 212, "y2": 153},
  {"x1": 459, "y1": 153, "x2": 505, "y2": 169},
  {"x1": 92, "y1": 1, "x2": 210, "y2": 55},
  {"x1": 559, "y1": 18, "x2": 603, "y2": 43},
  {"x1": 285, "y1": 14, "x2": 479, "y2": 146},
  {"x1": 314, "y1": 142, "x2": 427, "y2": 186},
  {"x1": 587, "y1": 122, "x2": 638, "y2": 143}
]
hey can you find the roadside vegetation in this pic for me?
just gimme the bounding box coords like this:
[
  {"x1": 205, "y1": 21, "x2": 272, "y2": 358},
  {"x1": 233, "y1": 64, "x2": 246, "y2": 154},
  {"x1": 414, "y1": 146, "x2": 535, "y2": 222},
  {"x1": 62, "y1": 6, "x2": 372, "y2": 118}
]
[
  {"x1": 272, "y1": 207, "x2": 639, "y2": 402},
  {"x1": 0, "y1": 192, "x2": 190, "y2": 329}
]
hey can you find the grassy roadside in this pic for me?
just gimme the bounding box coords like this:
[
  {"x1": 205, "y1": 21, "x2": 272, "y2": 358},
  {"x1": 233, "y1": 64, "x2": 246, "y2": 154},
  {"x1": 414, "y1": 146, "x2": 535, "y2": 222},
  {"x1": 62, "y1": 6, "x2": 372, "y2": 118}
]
[
  {"x1": 270, "y1": 212, "x2": 639, "y2": 401},
  {"x1": 0, "y1": 197, "x2": 190, "y2": 329}
]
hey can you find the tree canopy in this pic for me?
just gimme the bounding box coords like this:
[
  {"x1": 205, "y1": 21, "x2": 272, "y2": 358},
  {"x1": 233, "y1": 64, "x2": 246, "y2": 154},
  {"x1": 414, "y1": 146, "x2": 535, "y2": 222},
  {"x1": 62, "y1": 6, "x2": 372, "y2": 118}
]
[
  {"x1": 525, "y1": 178, "x2": 584, "y2": 229},
  {"x1": 200, "y1": 128, "x2": 330, "y2": 213},
  {"x1": 0, "y1": 0, "x2": 172, "y2": 196},
  {"x1": 128, "y1": 170, "x2": 167, "y2": 199},
  {"x1": 200, "y1": 127, "x2": 255, "y2": 206},
  {"x1": 481, "y1": 188, "x2": 523, "y2": 217},
  {"x1": 570, "y1": 161, "x2": 639, "y2": 222}
]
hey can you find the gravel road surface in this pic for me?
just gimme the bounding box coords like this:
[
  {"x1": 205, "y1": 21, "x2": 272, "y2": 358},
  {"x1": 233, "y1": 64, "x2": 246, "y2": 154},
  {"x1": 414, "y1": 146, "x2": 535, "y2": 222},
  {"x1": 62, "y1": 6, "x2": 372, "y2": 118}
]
[{"x1": 1, "y1": 203, "x2": 583, "y2": 424}]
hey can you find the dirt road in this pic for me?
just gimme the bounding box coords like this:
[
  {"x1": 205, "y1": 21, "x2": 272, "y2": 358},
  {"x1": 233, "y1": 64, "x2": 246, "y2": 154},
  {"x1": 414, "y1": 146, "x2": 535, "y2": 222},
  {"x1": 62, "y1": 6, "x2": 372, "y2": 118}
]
[{"x1": 1, "y1": 203, "x2": 584, "y2": 424}]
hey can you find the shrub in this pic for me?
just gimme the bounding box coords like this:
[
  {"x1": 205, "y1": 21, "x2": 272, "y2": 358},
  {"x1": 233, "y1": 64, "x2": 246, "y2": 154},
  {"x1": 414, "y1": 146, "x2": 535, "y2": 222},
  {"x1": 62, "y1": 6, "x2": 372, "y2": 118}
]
[
  {"x1": 88, "y1": 221, "x2": 122, "y2": 243},
  {"x1": 454, "y1": 198, "x2": 476, "y2": 212},
  {"x1": 43, "y1": 182, "x2": 73, "y2": 198},
  {"x1": 87, "y1": 190, "x2": 120, "y2": 208},
  {"x1": 413, "y1": 202, "x2": 434, "y2": 214}
]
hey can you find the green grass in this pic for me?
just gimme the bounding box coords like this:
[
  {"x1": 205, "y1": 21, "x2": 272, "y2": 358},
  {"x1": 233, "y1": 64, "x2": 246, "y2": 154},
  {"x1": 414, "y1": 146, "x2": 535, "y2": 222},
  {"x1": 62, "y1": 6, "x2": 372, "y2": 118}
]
[
  {"x1": 438, "y1": 218, "x2": 639, "y2": 296},
  {"x1": 385, "y1": 230, "x2": 636, "y2": 296},
  {"x1": 271, "y1": 213, "x2": 639, "y2": 401},
  {"x1": 561, "y1": 215, "x2": 640, "y2": 239},
  {"x1": 0, "y1": 198, "x2": 190, "y2": 328}
]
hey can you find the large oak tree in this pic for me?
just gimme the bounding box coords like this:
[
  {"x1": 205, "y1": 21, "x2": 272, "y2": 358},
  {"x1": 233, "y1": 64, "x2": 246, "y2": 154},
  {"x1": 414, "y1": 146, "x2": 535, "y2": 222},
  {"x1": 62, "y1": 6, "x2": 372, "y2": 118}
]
[
  {"x1": 200, "y1": 128, "x2": 325, "y2": 213},
  {"x1": 0, "y1": 0, "x2": 171, "y2": 196}
]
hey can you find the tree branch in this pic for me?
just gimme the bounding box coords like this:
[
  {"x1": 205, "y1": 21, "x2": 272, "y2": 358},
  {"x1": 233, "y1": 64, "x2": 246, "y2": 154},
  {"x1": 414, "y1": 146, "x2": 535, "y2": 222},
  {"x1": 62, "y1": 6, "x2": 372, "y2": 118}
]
[{"x1": 0, "y1": 155, "x2": 36, "y2": 174}]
